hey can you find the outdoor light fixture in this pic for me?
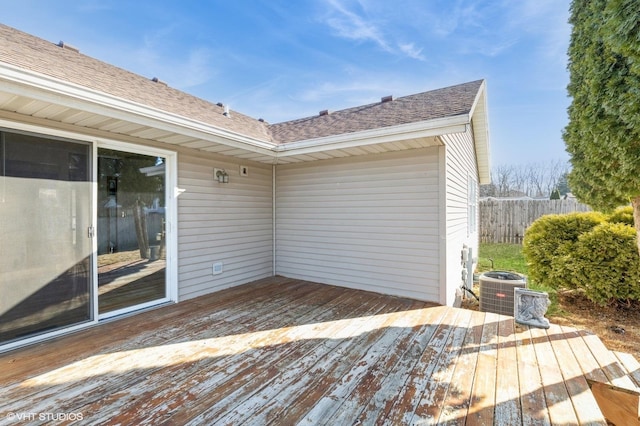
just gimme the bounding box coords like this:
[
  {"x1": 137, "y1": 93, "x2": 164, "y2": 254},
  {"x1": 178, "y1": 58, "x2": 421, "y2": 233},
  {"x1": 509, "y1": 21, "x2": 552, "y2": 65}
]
[{"x1": 215, "y1": 169, "x2": 229, "y2": 183}]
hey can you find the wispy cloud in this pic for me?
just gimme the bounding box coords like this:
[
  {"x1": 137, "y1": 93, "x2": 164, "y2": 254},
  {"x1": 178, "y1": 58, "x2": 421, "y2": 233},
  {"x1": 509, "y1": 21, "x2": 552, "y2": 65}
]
[
  {"x1": 322, "y1": 0, "x2": 390, "y2": 50},
  {"x1": 122, "y1": 24, "x2": 216, "y2": 89},
  {"x1": 398, "y1": 42, "x2": 425, "y2": 61},
  {"x1": 319, "y1": 0, "x2": 425, "y2": 61}
]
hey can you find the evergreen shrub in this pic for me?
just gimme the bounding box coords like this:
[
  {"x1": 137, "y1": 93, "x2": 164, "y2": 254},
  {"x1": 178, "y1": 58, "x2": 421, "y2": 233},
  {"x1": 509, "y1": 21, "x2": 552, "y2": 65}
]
[
  {"x1": 572, "y1": 222, "x2": 640, "y2": 305},
  {"x1": 523, "y1": 211, "x2": 605, "y2": 289},
  {"x1": 607, "y1": 205, "x2": 634, "y2": 226},
  {"x1": 524, "y1": 209, "x2": 640, "y2": 305}
]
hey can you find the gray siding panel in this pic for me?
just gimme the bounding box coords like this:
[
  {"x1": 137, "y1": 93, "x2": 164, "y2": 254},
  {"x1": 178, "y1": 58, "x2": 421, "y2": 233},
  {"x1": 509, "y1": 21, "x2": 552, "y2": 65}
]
[
  {"x1": 177, "y1": 151, "x2": 273, "y2": 300},
  {"x1": 442, "y1": 129, "x2": 479, "y2": 305},
  {"x1": 276, "y1": 148, "x2": 440, "y2": 301}
]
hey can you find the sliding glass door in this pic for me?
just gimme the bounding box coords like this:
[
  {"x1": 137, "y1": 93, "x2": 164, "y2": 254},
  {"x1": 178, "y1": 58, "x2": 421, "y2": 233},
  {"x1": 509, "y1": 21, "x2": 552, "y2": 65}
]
[
  {"x1": 0, "y1": 131, "x2": 92, "y2": 344},
  {"x1": 0, "y1": 129, "x2": 175, "y2": 349},
  {"x1": 97, "y1": 148, "x2": 168, "y2": 316}
]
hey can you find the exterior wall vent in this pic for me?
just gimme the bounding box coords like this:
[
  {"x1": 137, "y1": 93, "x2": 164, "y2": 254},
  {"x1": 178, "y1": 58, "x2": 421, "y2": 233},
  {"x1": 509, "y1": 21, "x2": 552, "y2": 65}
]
[
  {"x1": 381, "y1": 95, "x2": 393, "y2": 103},
  {"x1": 57, "y1": 41, "x2": 79, "y2": 53}
]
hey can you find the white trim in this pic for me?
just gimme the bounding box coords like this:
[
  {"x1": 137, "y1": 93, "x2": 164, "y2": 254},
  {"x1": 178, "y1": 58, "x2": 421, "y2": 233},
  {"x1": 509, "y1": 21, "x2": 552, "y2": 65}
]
[
  {"x1": 0, "y1": 320, "x2": 95, "y2": 354},
  {"x1": 0, "y1": 126, "x2": 99, "y2": 354},
  {"x1": 468, "y1": 82, "x2": 491, "y2": 185},
  {"x1": 467, "y1": 173, "x2": 478, "y2": 236},
  {"x1": 0, "y1": 63, "x2": 275, "y2": 155},
  {"x1": 95, "y1": 139, "x2": 179, "y2": 319},
  {"x1": 0, "y1": 117, "x2": 98, "y2": 144},
  {"x1": 468, "y1": 80, "x2": 485, "y2": 120},
  {"x1": 91, "y1": 142, "x2": 99, "y2": 324},
  {"x1": 0, "y1": 119, "x2": 179, "y2": 352},
  {"x1": 272, "y1": 164, "x2": 277, "y2": 276},
  {"x1": 438, "y1": 145, "x2": 448, "y2": 306},
  {"x1": 274, "y1": 116, "x2": 468, "y2": 157},
  {"x1": 0, "y1": 64, "x2": 478, "y2": 163},
  {"x1": 99, "y1": 297, "x2": 173, "y2": 321}
]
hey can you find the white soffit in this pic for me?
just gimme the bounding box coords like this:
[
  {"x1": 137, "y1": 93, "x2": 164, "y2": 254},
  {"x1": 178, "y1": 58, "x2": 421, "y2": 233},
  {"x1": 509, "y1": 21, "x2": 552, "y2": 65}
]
[{"x1": 0, "y1": 62, "x2": 482, "y2": 165}]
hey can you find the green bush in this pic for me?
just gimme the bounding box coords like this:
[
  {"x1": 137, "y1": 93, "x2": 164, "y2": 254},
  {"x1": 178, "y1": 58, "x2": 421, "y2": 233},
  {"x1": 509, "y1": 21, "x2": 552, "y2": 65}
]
[
  {"x1": 570, "y1": 222, "x2": 640, "y2": 305},
  {"x1": 523, "y1": 211, "x2": 605, "y2": 289},
  {"x1": 607, "y1": 205, "x2": 634, "y2": 226}
]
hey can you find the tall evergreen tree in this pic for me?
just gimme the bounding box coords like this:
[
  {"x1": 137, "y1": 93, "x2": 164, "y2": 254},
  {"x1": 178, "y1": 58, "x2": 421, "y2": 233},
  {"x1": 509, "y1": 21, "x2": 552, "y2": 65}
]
[{"x1": 564, "y1": 0, "x2": 640, "y2": 252}]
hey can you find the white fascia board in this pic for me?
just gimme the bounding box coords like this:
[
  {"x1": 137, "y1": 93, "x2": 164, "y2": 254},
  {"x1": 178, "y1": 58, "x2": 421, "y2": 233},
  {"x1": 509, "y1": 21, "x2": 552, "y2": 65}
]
[
  {"x1": 274, "y1": 114, "x2": 469, "y2": 158},
  {"x1": 468, "y1": 81, "x2": 491, "y2": 185},
  {"x1": 0, "y1": 62, "x2": 276, "y2": 156}
]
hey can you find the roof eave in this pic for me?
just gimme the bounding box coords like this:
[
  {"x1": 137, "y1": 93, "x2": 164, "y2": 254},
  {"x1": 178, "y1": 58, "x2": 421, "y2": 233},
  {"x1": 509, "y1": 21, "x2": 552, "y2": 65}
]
[
  {"x1": 274, "y1": 114, "x2": 469, "y2": 158},
  {"x1": 0, "y1": 62, "x2": 276, "y2": 156}
]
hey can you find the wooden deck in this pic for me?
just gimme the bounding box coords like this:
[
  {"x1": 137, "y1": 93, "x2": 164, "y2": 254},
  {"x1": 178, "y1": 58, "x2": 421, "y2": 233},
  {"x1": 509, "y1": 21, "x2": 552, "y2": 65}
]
[{"x1": 1, "y1": 277, "x2": 639, "y2": 425}]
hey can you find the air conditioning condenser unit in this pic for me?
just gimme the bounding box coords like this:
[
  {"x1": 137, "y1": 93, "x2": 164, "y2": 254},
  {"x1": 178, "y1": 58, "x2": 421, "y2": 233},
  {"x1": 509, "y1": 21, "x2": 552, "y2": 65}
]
[{"x1": 479, "y1": 271, "x2": 527, "y2": 316}]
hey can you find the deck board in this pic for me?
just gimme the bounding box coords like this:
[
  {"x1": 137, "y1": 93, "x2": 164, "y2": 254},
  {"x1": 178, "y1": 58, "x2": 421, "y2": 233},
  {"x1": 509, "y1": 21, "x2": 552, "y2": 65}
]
[
  {"x1": 0, "y1": 277, "x2": 637, "y2": 425},
  {"x1": 515, "y1": 325, "x2": 550, "y2": 426},
  {"x1": 530, "y1": 326, "x2": 580, "y2": 425},
  {"x1": 466, "y1": 312, "x2": 499, "y2": 426},
  {"x1": 494, "y1": 316, "x2": 522, "y2": 425},
  {"x1": 436, "y1": 307, "x2": 484, "y2": 425},
  {"x1": 548, "y1": 325, "x2": 606, "y2": 425}
]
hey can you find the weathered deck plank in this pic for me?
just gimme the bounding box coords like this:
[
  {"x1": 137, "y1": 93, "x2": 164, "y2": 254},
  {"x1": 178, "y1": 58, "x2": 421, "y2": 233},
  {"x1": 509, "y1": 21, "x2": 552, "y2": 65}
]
[
  {"x1": 410, "y1": 307, "x2": 474, "y2": 424},
  {"x1": 0, "y1": 277, "x2": 636, "y2": 425},
  {"x1": 87, "y1": 281, "x2": 351, "y2": 424},
  {"x1": 2, "y1": 277, "x2": 315, "y2": 417},
  {"x1": 614, "y1": 351, "x2": 640, "y2": 388},
  {"x1": 466, "y1": 311, "x2": 499, "y2": 426},
  {"x1": 529, "y1": 326, "x2": 580, "y2": 425},
  {"x1": 547, "y1": 325, "x2": 607, "y2": 425},
  {"x1": 314, "y1": 306, "x2": 448, "y2": 425},
  {"x1": 436, "y1": 308, "x2": 485, "y2": 425},
  {"x1": 515, "y1": 325, "x2": 550, "y2": 426},
  {"x1": 381, "y1": 307, "x2": 462, "y2": 425},
  {"x1": 494, "y1": 315, "x2": 522, "y2": 425},
  {"x1": 578, "y1": 327, "x2": 638, "y2": 391},
  {"x1": 191, "y1": 296, "x2": 414, "y2": 425}
]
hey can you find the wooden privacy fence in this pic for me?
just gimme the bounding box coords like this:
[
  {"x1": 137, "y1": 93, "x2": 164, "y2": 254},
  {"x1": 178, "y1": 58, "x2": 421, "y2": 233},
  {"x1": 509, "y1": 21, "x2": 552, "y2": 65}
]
[{"x1": 480, "y1": 198, "x2": 592, "y2": 244}]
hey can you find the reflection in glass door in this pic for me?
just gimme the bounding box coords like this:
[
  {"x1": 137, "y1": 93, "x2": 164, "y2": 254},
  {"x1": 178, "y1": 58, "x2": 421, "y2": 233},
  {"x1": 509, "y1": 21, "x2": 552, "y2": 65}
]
[
  {"x1": 0, "y1": 131, "x2": 92, "y2": 345},
  {"x1": 97, "y1": 148, "x2": 167, "y2": 315}
]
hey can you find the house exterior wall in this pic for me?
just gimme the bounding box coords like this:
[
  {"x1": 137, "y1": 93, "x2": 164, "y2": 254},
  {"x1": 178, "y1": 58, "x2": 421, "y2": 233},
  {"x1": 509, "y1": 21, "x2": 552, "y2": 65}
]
[
  {"x1": 275, "y1": 148, "x2": 441, "y2": 302},
  {"x1": 176, "y1": 150, "x2": 274, "y2": 301},
  {"x1": 441, "y1": 128, "x2": 480, "y2": 306}
]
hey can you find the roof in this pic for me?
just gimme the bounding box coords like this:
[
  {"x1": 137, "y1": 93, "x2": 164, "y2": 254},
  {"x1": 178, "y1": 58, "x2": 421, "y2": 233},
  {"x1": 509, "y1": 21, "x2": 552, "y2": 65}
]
[
  {"x1": 0, "y1": 23, "x2": 490, "y2": 180},
  {"x1": 0, "y1": 24, "x2": 272, "y2": 142},
  {"x1": 270, "y1": 81, "x2": 483, "y2": 144}
]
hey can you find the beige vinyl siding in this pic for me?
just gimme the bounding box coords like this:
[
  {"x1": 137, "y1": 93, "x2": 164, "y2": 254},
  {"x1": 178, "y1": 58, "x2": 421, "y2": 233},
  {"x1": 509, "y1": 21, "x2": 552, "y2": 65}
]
[
  {"x1": 276, "y1": 148, "x2": 440, "y2": 301},
  {"x1": 442, "y1": 128, "x2": 479, "y2": 306},
  {"x1": 177, "y1": 150, "x2": 273, "y2": 300}
]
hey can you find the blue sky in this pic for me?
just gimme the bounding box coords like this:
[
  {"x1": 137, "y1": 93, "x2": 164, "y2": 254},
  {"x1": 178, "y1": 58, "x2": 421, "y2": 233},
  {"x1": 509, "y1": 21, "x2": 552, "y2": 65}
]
[{"x1": 1, "y1": 0, "x2": 571, "y2": 166}]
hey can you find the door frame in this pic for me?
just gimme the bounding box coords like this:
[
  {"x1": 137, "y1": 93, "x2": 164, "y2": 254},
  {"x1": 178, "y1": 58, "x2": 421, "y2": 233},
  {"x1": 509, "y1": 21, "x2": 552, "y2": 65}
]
[
  {"x1": 95, "y1": 139, "x2": 178, "y2": 320},
  {"x1": 0, "y1": 119, "x2": 178, "y2": 353}
]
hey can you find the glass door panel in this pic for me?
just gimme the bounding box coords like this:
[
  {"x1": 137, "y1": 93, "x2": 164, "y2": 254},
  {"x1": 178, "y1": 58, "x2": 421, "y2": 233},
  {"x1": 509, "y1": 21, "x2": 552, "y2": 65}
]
[
  {"x1": 97, "y1": 148, "x2": 166, "y2": 315},
  {"x1": 0, "y1": 132, "x2": 92, "y2": 344}
]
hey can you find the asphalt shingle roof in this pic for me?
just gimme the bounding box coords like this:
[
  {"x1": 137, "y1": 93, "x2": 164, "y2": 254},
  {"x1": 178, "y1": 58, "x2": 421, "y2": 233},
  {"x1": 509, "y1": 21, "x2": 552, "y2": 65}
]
[
  {"x1": 269, "y1": 80, "x2": 483, "y2": 143},
  {"x1": 0, "y1": 24, "x2": 483, "y2": 146},
  {"x1": 0, "y1": 24, "x2": 272, "y2": 142}
]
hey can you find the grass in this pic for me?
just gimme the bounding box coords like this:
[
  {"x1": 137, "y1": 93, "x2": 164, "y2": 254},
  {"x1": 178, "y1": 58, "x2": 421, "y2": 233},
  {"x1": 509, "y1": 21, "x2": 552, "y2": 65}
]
[
  {"x1": 476, "y1": 242, "x2": 564, "y2": 316},
  {"x1": 476, "y1": 243, "x2": 528, "y2": 274}
]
